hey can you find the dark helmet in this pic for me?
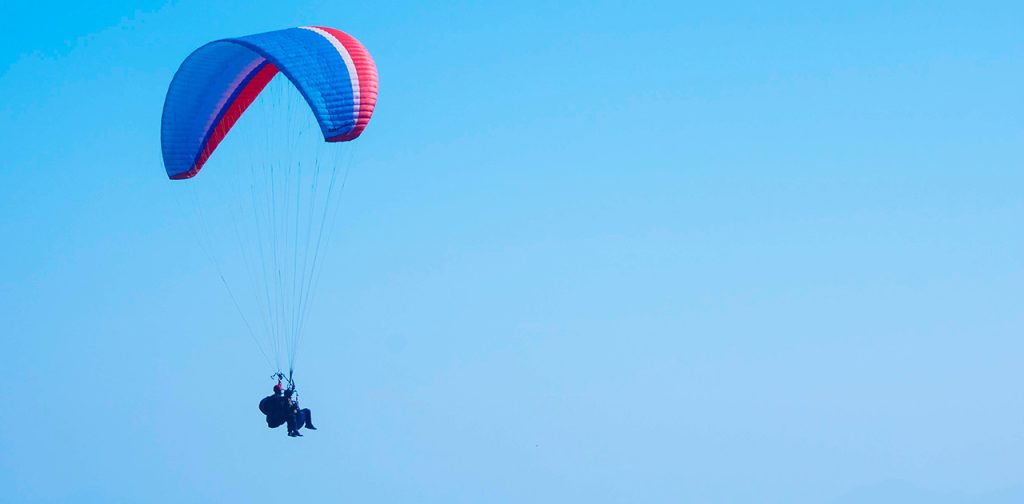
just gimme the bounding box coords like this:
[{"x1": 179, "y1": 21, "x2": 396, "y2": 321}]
[{"x1": 273, "y1": 383, "x2": 283, "y2": 394}]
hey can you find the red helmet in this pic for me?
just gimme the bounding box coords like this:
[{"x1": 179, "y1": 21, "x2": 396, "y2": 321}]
[{"x1": 273, "y1": 383, "x2": 283, "y2": 394}]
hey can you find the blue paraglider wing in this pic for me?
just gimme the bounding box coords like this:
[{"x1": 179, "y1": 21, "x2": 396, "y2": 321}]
[{"x1": 161, "y1": 26, "x2": 379, "y2": 180}]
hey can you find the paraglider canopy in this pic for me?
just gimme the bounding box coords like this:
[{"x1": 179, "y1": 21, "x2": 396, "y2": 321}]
[
  {"x1": 161, "y1": 26, "x2": 379, "y2": 180},
  {"x1": 160, "y1": 26, "x2": 379, "y2": 376}
]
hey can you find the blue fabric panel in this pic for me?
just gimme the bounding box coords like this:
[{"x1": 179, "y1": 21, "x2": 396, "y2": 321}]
[
  {"x1": 161, "y1": 42, "x2": 265, "y2": 178},
  {"x1": 232, "y1": 28, "x2": 356, "y2": 138}
]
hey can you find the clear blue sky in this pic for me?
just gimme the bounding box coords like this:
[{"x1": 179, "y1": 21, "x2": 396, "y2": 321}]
[{"x1": 1, "y1": 1, "x2": 1022, "y2": 502}]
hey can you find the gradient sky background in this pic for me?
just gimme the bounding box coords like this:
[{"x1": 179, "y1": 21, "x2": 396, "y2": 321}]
[{"x1": 1, "y1": 1, "x2": 1023, "y2": 503}]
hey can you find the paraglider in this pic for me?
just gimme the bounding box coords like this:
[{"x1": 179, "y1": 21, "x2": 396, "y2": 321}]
[
  {"x1": 161, "y1": 26, "x2": 378, "y2": 437},
  {"x1": 259, "y1": 375, "x2": 317, "y2": 437}
]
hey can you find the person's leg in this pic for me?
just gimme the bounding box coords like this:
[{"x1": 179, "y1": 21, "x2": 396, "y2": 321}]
[
  {"x1": 301, "y1": 408, "x2": 316, "y2": 429},
  {"x1": 286, "y1": 413, "x2": 298, "y2": 433}
]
